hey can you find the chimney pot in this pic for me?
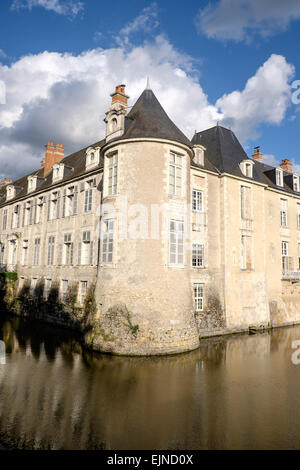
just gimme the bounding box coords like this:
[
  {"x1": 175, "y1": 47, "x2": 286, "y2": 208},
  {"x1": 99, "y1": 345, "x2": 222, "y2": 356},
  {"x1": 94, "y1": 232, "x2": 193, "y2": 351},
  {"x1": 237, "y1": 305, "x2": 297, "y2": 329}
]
[
  {"x1": 42, "y1": 142, "x2": 64, "y2": 176},
  {"x1": 280, "y1": 158, "x2": 292, "y2": 173},
  {"x1": 252, "y1": 145, "x2": 263, "y2": 161}
]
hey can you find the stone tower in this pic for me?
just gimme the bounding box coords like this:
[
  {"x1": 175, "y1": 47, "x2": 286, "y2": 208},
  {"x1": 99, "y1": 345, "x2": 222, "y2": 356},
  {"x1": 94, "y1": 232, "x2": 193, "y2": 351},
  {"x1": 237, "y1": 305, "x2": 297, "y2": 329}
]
[{"x1": 92, "y1": 85, "x2": 200, "y2": 355}]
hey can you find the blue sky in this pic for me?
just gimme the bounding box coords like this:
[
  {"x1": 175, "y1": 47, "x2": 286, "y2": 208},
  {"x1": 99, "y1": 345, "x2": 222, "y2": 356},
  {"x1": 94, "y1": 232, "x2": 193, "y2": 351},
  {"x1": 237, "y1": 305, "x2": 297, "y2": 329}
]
[{"x1": 1, "y1": 0, "x2": 300, "y2": 179}]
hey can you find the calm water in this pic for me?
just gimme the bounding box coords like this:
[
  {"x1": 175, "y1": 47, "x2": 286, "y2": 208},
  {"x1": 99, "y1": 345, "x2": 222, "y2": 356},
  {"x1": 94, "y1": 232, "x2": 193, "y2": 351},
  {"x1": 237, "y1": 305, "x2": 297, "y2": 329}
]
[{"x1": 0, "y1": 314, "x2": 300, "y2": 450}]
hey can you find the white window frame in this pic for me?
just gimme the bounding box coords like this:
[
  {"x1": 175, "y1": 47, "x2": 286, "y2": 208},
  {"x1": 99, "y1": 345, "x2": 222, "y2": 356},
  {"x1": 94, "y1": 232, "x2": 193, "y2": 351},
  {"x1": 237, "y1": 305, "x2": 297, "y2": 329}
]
[
  {"x1": 107, "y1": 153, "x2": 118, "y2": 196},
  {"x1": 33, "y1": 238, "x2": 41, "y2": 266},
  {"x1": 192, "y1": 189, "x2": 203, "y2": 213},
  {"x1": 47, "y1": 236, "x2": 55, "y2": 266},
  {"x1": 192, "y1": 243, "x2": 204, "y2": 268},
  {"x1": 194, "y1": 283, "x2": 204, "y2": 312},
  {"x1": 297, "y1": 204, "x2": 300, "y2": 231},
  {"x1": 280, "y1": 199, "x2": 288, "y2": 227},
  {"x1": 2, "y1": 208, "x2": 8, "y2": 231},
  {"x1": 169, "y1": 220, "x2": 184, "y2": 267},
  {"x1": 169, "y1": 152, "x2": 183, "y2": 197},
  {"x1": 282, "y1": 241, "x2": 289, "y2": 273},
  {"x1": 276, "y1": 168, "x2": 283, "y2": 187},
  {"x1": 84, "y1": 181, "x2": 94, "y2": 213},
  {"x1": 102, "y1": 220, "x2": 114, "y2": 264}
]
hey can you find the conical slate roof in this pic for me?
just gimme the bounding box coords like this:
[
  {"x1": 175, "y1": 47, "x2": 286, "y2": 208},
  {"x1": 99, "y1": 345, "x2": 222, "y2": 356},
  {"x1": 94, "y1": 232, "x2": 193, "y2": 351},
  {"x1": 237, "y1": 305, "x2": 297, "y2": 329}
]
[
  {"x1": 192, "y1": 125, "x2": 248, "y2": 173},
  {"x1": 121, "y1": 89, "x2": 192, "y2": 147}
]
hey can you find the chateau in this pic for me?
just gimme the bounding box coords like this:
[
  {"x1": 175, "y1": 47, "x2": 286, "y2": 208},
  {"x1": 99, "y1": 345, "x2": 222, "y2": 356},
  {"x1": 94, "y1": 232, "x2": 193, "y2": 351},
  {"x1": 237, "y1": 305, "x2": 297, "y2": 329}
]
[{"x1": 1, "y1": 83, "x2": 300, "y2": 355}]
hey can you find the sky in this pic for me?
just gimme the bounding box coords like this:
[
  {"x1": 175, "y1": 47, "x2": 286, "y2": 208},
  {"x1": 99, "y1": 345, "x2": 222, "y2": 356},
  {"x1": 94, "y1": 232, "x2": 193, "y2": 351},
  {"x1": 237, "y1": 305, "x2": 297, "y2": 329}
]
[{"x1": 0, "y1": 0, "x2": 300, "y2": 180}]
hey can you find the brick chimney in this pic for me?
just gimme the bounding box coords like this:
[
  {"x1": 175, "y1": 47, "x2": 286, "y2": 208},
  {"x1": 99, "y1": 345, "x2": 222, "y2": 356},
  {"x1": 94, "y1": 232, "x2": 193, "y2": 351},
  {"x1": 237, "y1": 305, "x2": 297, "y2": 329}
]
[
  {"x1": 280, "y1": 159, "x2": 292, "y2": 173},
  {"x1": 252, "y1": 146, "x2": 263, "y2": 161},
  {"x1": 42, "y1": 142, "x2": 64, "y2": 177},
  {"x1": 0, "y1": 178, "x2": 13, "y2": 188},
  {"x1": 110, "y1": 84, "x2": 129, "y2": 111}
]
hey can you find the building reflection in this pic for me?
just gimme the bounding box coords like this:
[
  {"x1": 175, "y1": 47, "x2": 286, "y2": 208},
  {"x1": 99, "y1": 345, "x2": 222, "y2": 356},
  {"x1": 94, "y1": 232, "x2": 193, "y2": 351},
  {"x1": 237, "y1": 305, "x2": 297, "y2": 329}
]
[{"x1": 0, "y1": 316, "x2": 299, "y2": 450}]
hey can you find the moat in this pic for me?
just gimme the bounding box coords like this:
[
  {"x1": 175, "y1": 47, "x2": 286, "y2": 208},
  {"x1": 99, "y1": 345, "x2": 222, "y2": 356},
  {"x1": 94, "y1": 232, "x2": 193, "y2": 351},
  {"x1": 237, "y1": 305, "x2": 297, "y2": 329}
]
[{"x1": 1, "y1": 314, "x2": 300, "y2": 450}]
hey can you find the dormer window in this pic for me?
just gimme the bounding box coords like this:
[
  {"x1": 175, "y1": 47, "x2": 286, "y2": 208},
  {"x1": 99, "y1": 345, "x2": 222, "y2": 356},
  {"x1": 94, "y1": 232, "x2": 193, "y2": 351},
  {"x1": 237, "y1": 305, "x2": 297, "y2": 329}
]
[
  {"x1": 276, "y1": 168, "x2": 283, "y2": 187},
  {"x1": 193, "y1": 146, "x2": 205, "y2": 166},
  {"x1": 27, "y1": 175, "x2": 37, "y2": 193},
  {"x1": 293, "y1": 174, "x2": 300, "y2": 192},
  {"x1": 86, "y1": 147, "x2": 100, "y2": 169},
  {"x1": 52, "y1": 163, "x2": 64, "y2": 182},
  {"x1": 240, "y1": 160, "x2": 254, "y2": 178},
  {"x1": 6, "y1": 184, "x2": 15, "y2": 201}
]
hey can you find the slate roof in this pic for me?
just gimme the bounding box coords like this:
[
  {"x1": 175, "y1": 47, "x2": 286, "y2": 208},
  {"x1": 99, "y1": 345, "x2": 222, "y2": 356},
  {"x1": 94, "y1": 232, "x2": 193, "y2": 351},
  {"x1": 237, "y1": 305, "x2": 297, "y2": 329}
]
[
  {"x1": 192, "y1": 125, "x2": 248, "y2": 173},
  {"x1": 0, "y1": 139, "x2": 105, "y2": 206},
  {"x1": 117, "y1": 89, "x2": 192, "y2": 147},
  {"x1": 192, "y1": 124, "x2": 300, "y2": 196}
]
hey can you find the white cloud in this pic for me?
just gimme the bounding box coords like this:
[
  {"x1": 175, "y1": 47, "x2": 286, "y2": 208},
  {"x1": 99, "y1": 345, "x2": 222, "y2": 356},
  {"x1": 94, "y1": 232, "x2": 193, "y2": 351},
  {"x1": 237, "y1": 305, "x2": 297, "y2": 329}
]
[
  {"x1": 115, "y1": 2, "x2": 159, "y2": 46},
  {"x1": 0, "y1": 36, "x2": 221, "y2": 180},
  {"x1": 11, "y1": 0, "x2": 84, "y2": 19},
  {"x1": 0, "y1": 49, "x2": 7, "y2": 59},
  {"x1": 261, "y1": 153, "x2": 280, "y2": 167},
  {"x1": 196, "y1": 0, "x2": 300, "y2": 42},
  {"x1": 216, "y1": 54, "x2": 295, "y2": 141}
]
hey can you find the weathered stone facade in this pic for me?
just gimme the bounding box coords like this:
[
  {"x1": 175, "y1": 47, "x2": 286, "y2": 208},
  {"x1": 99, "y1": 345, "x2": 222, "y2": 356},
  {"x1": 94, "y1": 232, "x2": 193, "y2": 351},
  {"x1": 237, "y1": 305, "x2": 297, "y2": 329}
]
[{"x1": 1, "y1": 84, "x2": 300, "y2": 355}]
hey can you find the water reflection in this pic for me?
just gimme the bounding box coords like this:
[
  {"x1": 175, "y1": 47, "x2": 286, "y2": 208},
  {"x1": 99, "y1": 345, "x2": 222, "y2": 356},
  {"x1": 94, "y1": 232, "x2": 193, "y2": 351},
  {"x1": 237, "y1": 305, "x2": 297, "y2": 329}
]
[{"x1": 0, "y1": 315, "x2": 300, "y2": 449}]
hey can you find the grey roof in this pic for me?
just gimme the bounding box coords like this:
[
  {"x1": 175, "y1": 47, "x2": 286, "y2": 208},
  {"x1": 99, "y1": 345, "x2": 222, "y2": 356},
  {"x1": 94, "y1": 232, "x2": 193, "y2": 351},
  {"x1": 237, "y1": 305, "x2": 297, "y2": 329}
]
[
  {"x1": 0, "y1": 139, "x2": 105, "y2": 206},
  {"x1": 192, "y1": 125, "x2": 248, "y2": 173},
  {"x1": 192, "y1": 124, "x2": 300, "y2": 196},
  {"x1": 119, "y1": 89, "x2": 192, "y2": 147}
]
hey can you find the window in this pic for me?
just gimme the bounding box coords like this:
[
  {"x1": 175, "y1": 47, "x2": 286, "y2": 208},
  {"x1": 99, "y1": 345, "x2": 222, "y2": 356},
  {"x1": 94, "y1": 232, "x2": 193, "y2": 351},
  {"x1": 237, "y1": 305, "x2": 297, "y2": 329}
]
[
  {"x1": 192, "y1": 190, "x2": 203, "y2": 212},
  {"x1": 294, "y1": 175, "x2": 300, "y2": 192},
  {"x1": 6, "y1": 185, "x2": 15, "y2": 201},
  {"x1": 240, "y1": 186, "x2": 252, "y2": 220},
  {"x1": 240, "y1": 160, "x2": 253, "y2": 178},
  {"x1": 298, "y1": 244, "x2": 300, "y2": 271},
  {"x1": 47, "y1": 236, "x2": 55, "y2": 266},
  {"x1": 194, "y1": 283, "x2": 204, "y2": 312},
  {"x1": 12, "y1": 205, "x2": 20, "y2": 229},
  {"x1": 276, "y1": 168, "x2": 283, "y2": 187},
  {"x1": 35, "y1": 196, "x2": 44, "y2": 224},
  {"x1": 24, "y1": 200, "x2": 33, "y2": 226},
  {"x1": 192, "y1": 244, "x2": 204, "y2": 268},
  {"x1": 84, "y1": 180, "x2": 95, "y2": 213},
  {"x1": 61, "y1": 280, "x2": 69, "y2": 302},
  {"x1": 8, "y1": 240, "x2": 17, "y2": 266},
  {"x1": 27, "y1": 176, "x2": 37, "y2": 193},
  {"x1": 78, "y1": 231, "x2": 94, "y2": 265},
  {"x1": 31, "y1": 278, "x2": 38, "y2": 291},
  {"x1": 280, "y1": 199, "x2": 288, "y2": 227},
  {"x1": 80, "y1": 281, "x2": 88, "y2": 305},
  {"x1": 65, "y1": 186, "x2": 78, "y2": 217},
  {"x1": 169, "y1": 220, "x2": 184, "y2": 266},
  {"x1": 63, "y1": 234, "x2": 73, "y2": 266},
  {"x1": 298, "y1": 204, "x2": 300, "y2": 231},
  {"x1": 22, "y1": 240, "x2": 28, "y2": 266},
  {"x1": 45, "y1": 279, "x2": 52, "y2": 299},
  {"x1": 241, "y1": 235, "x2": 252, "y2": 270},
  {"x1": 282, "y1": 241, "x2": 289, "y2": 273},
  {"x1": 169, "y1": 152, "x2": 182, "y2": 196},
  {"x1": 49, "y1": 191, "x2": 60, "y2": 220},
  {"x1": 107, "y1": 153, "x2": 118, "y2": 196},
  {"x1": 33, "y1": 238, "x2": 41, "y2": 266},
  {"x1": 102, "y1": 221, "x2": 114, "y2": 263},
  {"x1": 0, "y1": 243, "x2": 5, "y2": 265},
  {"x1": 2, "y1": 208, "x2": 8, "y2": 231}
]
